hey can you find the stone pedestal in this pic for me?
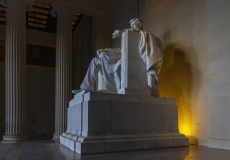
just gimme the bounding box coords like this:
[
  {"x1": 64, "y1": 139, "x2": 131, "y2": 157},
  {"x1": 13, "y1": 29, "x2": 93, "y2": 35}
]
[
  {"x1": 60, "y1": 90, "x2": 188, "y2": 154},
  {"x1": 119, "y1": 30, "x2": 150, "y2": 96}
]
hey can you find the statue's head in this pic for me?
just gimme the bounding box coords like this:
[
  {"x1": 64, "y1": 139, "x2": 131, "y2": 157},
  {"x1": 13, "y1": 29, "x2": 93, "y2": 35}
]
[{"x1": 129, "y1": 18, "x2": 142, "y2": 31}]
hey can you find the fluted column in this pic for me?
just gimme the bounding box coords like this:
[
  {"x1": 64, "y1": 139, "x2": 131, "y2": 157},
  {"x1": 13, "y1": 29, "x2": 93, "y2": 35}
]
[
  {"x1": 2, "y1": 0, "x2": 34, "y2": 143},
  {"x1": 51, "y1": 1, "x2": 79, "y2": 140}
]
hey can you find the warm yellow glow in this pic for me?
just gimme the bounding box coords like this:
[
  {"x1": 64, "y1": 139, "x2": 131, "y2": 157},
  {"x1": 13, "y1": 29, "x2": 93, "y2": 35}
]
[
  {"x1": 0, "y1": 17, "x2": 5, "y2": 21},
  {"x1": 36, "y1": 8, "x2": 42, "y2": 13},
  {"x1": 42, "y1": 15, "x2": 48, "y2": 19},
  {"x1": 36, "y1": 3, "x2": 43, "y2": 7},
  {"x1": 40, "y1": 25, "x2": 45, "y2": 28},
  {"x1": 41, "y1": 20, "x2": 46, "y2": 24},
  {"x1": 28, "y1": 18, "x2": 34, "y2": 22},
  {"x1": 159, "y1": 47, "x2": 195, "y2": 138},
  {"x1": 43, "y1": 10, "x2": 49, "y2": 14},
  {"x1": 35, "y1": 14, "x2": 41, "y2": 18}
]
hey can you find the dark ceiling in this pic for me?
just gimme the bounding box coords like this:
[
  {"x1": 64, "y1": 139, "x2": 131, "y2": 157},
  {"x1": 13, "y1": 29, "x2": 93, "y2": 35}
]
[{"x1": 0, "y1": 3, "x2": 82, "y2": 34}]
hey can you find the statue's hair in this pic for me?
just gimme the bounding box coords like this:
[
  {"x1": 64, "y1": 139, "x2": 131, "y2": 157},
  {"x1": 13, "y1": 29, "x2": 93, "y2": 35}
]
[{"x1": 129, "y1": 18, "x2": 142, "y2": 27}]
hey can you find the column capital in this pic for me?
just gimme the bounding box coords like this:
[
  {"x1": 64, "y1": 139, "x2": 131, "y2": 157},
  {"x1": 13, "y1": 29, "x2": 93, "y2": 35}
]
[
  {"x1": 0, "y1": 0, "x2": 7, "y2": 7},
  {"x1": 1, "y1": 0, "x2": 35, "y2": 11},
  {"x1": 24, "y1": 0, "x2": 35, "y2": 12},
  {"x1": 50, "y1": 0, "x2": 80, "y2": 20}
]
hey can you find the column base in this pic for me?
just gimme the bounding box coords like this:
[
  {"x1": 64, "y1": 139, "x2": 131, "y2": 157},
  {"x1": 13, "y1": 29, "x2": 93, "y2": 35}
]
[
  {"x1": 52, "y1": 133, "x2": 61, "y2": 140},
  {"x1": 1, "y1": 134, "x2": 28, "y2": 143}
]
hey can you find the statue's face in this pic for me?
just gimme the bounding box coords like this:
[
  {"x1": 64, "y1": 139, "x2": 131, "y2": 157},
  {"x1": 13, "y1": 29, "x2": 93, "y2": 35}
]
[{"x1": 130, "y1": 20, "x2": 141, "y2": 31}]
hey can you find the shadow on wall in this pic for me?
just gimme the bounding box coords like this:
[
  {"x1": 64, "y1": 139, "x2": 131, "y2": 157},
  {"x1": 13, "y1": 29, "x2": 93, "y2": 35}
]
[{"x1": 159, "y1": 46, "x2": 199, "y2": 138}]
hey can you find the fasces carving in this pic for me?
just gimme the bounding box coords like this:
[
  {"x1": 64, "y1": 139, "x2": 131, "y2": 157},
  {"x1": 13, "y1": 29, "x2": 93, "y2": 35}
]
[{"x1": 74, "y1": 18, "x2": 165, "y2": 96}]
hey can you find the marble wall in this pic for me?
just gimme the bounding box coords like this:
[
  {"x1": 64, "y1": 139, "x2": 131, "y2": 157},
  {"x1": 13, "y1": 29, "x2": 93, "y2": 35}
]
[
  {"x1": 145, "y1": 0, "x2": 210, "y2": 145},
  {"x1": 112, "y1": 0, "x2": 230, "y2": 149},
  {"x1": 112, "y1": 0, "x2": 230, "y2": 147},
  {"x1": 207, "y1": 0, "x2": 230, "y2": 150},
  {"x1": 27, "y1": 65, "x2": 55, "y2": 135}
]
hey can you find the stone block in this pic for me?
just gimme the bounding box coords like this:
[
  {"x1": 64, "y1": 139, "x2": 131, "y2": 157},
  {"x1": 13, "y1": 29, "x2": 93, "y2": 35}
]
[
  {"x1": 105, "y1": 140, "x2": 142, "y2": 152},
  {"x1": 120, "y1": 31, "x2": 149, "y2": 95},
  {"x1": 143, "y1": 138, "x2": 174, "y2": 149},
  {"x1": 111, "y1": 102, "x2": 163, "y2": 130},
  {"x1": 75, "y1": 141, "x2": 105, "y2": 155},
  {"x1": 82, "y1": 101, "x2": 112, "y2": 131},
  {"x1": 163, "y1": 104, "x2": 178, "y2": 130},
  {"x1": 60, "y1": 135, "x2": 65, "y2": 145},
  {"x1": 119, "y1": 87, "x2": 151, "y2": 96},
  {"x1": 60, "y1": 91, "x2": 188, "y2": 154},
  {"x1": 67, "y1": 103, "x2": 82, "y2": 134},
  {"x1": 137, "y1": 96, "x2": 176, "y2": 105},
  {"x1": 84, "y1": 92, "x2": 119, "y2": 102}
]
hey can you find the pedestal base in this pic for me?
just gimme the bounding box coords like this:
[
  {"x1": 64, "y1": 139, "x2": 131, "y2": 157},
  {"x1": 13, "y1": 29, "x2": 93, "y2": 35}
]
[{"x1": 60, "y1": 90, "x2": 188, "y2": 154}]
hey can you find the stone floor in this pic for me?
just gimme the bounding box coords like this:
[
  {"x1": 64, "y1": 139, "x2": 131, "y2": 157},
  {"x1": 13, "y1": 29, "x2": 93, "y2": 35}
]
[{"x1": 0, "y1": 140, "x2": 230, "y2": 160}]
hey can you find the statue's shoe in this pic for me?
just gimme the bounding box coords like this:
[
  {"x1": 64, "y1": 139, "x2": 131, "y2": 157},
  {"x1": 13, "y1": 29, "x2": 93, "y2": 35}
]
[{"x1": 72, "y1": 89, "x2": 84, "y2": 94}]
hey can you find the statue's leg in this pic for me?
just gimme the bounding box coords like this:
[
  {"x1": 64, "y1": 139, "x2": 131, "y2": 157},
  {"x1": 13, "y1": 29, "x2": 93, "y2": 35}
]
[
  {"x1": 99, "y1": 52, "x2": 117, "y2": 92},
  {"x1": 114, "y1": 66, "x2": 121, "y2": 92},
  {"x1": 148, "y1": 74, "x2": 159, "y2": 97},
  {"x1": 148, "y1": 64, "x2": 160, "y2": 96},
  {"x1": 80, "y1": 57, "x2": 101, "y2": 90}
]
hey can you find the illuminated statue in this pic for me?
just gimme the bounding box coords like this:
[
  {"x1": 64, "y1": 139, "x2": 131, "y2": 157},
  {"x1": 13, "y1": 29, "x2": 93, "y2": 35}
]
[{"x1": 73, "y1": 18, "x2": 165, "y2": 96}]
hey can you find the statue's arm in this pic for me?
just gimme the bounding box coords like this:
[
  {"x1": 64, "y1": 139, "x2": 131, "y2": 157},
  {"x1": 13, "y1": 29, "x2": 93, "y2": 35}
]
[{"x1": 112, "y1": 30, "x2": 126, "y2": 39}]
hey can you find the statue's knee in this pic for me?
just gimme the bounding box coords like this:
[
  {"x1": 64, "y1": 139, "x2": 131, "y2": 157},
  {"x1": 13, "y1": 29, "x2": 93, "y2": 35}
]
[{"x1": 99, "y1": 51, "x2": 110, "y2": 59}]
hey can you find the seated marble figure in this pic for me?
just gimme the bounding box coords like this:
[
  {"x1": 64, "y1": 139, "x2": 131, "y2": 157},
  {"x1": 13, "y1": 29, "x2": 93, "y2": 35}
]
[{"x1": 73, "y1": 18, "x2": 165, "y2": 96}]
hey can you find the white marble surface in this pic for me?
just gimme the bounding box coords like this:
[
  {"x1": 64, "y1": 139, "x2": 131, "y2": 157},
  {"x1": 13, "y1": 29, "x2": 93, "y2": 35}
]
[
  {"x1": 67, "y1": 103, "x2": 82, "y2": 135},
  {"x1": 120, "y1": 30, "x2": 150, "y2": 95},
  {"x1": 82, "y1": 101, "x2": 112, "y2": 132},
  {"x1": 61, "y1": 91, "x2": 188, "y2": 154},
  {"x1": 111, "y1": 102, "x2": 163, "y2": 130},
  {"x1": 162, "y1": 104, "x2": 178, "y2": 130},
  {"x1": 70, "y1": 90, "x2": 175, "y2": 106}
]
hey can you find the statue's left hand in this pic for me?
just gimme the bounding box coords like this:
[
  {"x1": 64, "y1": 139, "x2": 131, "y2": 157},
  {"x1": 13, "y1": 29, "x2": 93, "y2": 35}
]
[{"x1": 112, "y1": 30, "x2": 124, "y2": 39}]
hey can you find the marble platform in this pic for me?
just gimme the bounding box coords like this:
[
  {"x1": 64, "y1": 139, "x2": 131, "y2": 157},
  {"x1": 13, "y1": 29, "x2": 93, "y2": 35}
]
[{"x1": 60, "y1": 90, "x2": 188, "y2": 154}]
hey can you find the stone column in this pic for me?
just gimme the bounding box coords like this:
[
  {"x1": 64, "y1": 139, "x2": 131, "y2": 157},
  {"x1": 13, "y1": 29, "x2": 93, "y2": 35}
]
[
  {"x1": 2, "y1": 0, "x2": 34, "y2": 143},
  {"x1": 51, "y1": 1, "x2": 79, "y2": 140}
]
